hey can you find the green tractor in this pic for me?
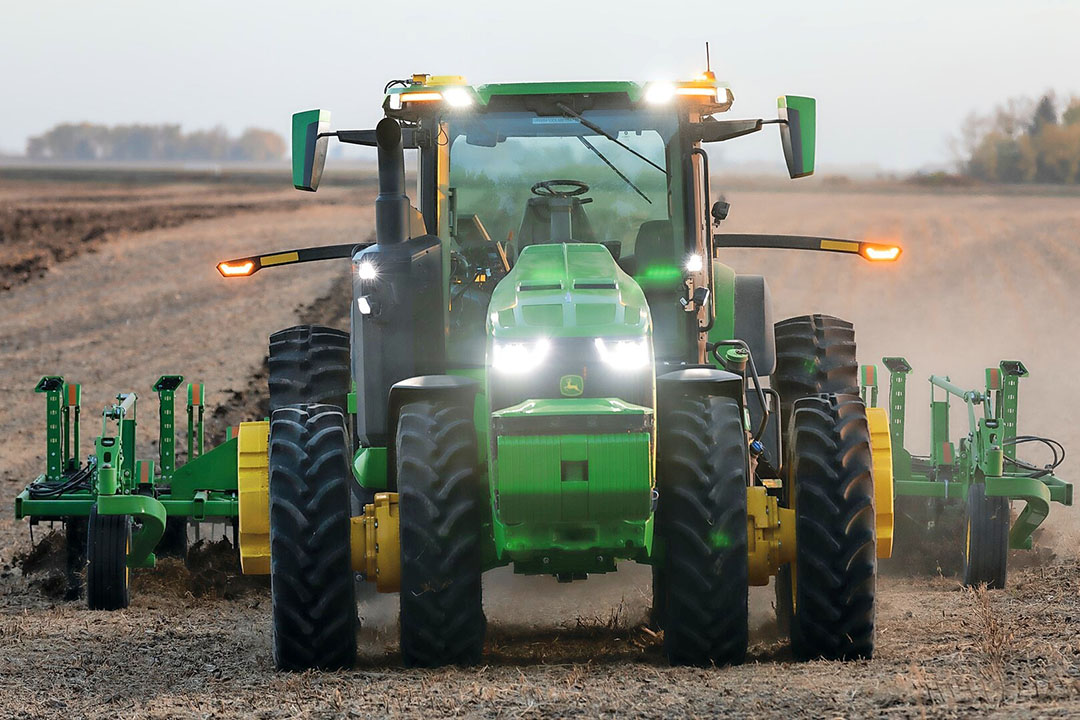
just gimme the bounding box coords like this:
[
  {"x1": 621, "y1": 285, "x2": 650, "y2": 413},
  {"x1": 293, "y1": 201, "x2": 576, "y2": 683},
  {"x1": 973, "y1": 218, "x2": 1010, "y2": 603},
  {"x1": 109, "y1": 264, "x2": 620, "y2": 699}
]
[{"x1": 219, "y1": 73, "x2": 902, "y2": 669}]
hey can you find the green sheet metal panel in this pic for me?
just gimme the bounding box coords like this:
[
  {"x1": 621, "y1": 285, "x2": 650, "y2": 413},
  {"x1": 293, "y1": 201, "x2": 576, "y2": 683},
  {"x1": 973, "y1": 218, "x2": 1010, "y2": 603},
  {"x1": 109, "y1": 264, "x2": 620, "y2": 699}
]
[{"x1": 496, "y1": 431, "x2": 651, "y2": 525}]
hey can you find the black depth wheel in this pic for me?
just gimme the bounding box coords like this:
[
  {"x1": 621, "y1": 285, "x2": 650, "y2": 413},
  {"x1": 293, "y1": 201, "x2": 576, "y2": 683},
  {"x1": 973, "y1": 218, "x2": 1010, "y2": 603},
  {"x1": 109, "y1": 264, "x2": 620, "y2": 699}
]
[
  {"x1": 657, "y1": 395, "x2": 749, "y2": 667},
  {"x1": 269, "y1": 404, "x2": 357, "y2": 671},
  {"x1": 86, "y1": 505, "x2": 131, "y2": 611},
  {"x1": 156, "y1": 517, "x2": 189, "y2": 559},
  {"x1": 789, "y1": 394, "x2": 876, "y2": 660},
  {"x1": 397, "y1": 398, "x2": 485, "y2": 668},
  {"x1": 64, "y1": 515, "x2": 88, "y2": 601},
  {"x1": 962, "y1": 483, "x2": 1009, "y2": 588}
]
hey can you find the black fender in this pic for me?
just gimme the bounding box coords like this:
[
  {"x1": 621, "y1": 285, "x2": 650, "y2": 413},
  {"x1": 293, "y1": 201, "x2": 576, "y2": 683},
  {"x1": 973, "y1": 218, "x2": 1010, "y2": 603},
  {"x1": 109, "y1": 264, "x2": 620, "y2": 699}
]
[
  {"x1": 386, "y1": 375, "x2": 481, "y2": 490},
  {"x1": 657, "y1": 368, "x2": 744, "y2": 408},
  {"x1": 733, "y1": 275, "x2": 776, "y2": 376}
]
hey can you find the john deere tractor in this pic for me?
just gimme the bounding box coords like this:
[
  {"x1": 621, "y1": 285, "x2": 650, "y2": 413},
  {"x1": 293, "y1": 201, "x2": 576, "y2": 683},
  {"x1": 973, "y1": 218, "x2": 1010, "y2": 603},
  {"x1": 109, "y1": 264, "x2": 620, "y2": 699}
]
[{"x1": 215, "y1": 73, "x2": 904, "y2": 669}]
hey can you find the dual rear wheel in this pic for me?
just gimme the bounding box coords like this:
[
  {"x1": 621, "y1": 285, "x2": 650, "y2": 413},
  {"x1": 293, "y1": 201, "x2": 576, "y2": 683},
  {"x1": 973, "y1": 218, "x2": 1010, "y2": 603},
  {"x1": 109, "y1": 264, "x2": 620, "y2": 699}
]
[
  {"x1": 266, "y1": 324, "x2": 485, "y2": 670},
  {"x1": 772, "y1": 314, "x2": 876, "y2": 660}
]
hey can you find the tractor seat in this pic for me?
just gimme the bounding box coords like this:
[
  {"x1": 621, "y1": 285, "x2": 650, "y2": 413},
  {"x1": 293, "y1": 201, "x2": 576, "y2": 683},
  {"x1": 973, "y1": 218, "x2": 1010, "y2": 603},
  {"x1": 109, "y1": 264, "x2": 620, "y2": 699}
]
[
  {"x1": 629, "y1": 220, "x2": 676, "y2": 281},
  {"x1": 515, "y1": 196, "x2": 597, "y2": 252}
]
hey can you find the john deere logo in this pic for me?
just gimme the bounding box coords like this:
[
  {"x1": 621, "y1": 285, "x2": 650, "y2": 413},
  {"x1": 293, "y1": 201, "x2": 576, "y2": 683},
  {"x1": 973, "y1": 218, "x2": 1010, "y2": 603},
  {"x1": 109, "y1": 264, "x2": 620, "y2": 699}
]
[{"x1": 560, "y1": 374, "x2": 584, "y2": 396}]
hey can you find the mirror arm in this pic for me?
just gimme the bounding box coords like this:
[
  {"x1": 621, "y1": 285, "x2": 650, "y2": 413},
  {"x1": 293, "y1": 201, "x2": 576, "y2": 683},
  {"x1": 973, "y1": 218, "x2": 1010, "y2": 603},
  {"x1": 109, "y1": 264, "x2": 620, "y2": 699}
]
[
  {"x1": 217, "y1": 243, "x2": 371, "y2": 278},
  {"x1": 321, "y1": 128, "x2": 419, "y2": 148},
  {"x1": 691, "y1": 118, "x2": 765, "y2": 143}
]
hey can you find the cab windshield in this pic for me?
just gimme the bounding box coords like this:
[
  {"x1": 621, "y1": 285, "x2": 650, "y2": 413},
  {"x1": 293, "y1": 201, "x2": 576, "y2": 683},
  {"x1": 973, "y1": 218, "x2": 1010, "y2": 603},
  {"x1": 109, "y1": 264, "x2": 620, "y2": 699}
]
[{"x1": 447, "y1": 109, "x2": 679, "y2": 262}]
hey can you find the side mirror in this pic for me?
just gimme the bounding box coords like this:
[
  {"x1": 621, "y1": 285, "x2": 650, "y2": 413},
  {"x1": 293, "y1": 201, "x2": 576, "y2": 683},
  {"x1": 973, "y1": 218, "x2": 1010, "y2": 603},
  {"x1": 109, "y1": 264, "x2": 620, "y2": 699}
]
[
  {"x1": 778, "y1": 96, "x2": 815, "y2": 179},
  {"x1": 292, "y1": 109, "x2": 331, "y2": 191}
]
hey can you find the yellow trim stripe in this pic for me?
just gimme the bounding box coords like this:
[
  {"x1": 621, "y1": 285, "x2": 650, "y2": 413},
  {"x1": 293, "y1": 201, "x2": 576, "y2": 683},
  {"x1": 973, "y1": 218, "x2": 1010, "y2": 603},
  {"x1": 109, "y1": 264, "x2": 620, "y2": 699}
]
[
  {"x1": 261, "y1": 251, "x2": 300, "y2": 266},
  {"x1": 820, "y1": 239, "x2": 860, "y2": 253}
]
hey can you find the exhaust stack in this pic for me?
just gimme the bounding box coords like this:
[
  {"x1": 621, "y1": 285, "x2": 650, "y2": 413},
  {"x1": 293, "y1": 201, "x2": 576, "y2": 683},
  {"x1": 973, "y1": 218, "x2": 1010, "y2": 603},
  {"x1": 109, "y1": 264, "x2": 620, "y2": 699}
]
[{"x1": 375, "y1": 118, "x2": 409, "y2": 246}]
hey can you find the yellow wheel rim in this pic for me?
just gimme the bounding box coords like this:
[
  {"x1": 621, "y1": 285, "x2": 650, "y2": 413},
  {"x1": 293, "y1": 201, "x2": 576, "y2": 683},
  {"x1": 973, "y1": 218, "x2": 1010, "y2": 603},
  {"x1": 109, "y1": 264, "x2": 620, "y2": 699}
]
[{"x1": 866, "y1": 407, "x2": 894, "y2": 559}]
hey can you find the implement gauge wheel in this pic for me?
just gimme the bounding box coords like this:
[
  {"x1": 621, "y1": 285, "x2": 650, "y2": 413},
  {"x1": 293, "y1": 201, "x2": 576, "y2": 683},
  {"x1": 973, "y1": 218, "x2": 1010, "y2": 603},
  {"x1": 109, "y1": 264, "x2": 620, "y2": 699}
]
[
  {"x1": 269, "y1": 404, "x2": 356, "y2": 671},
  {"x1": 86, "y1": 506, "x2": 131, "y2": 611},
  {"x1": 788, "y1": 394, "x2": 876, "y2": 660},
  {"x1": 397, "y1": 397, "x2": 485, "y2": 668},
  {"x1": 962, "y1": 483, "x2": 1009, "y2": 589},
  {"x1": 656, "y1": 394, "x2": 749, "y2": 667}
]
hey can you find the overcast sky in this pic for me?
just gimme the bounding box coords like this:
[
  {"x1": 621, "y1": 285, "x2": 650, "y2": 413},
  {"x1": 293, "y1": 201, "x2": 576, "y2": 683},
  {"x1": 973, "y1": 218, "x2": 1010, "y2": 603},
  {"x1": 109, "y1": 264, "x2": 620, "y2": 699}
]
[{"x1": 3, "y1": 1, "x2": 1078, "y2": 172}]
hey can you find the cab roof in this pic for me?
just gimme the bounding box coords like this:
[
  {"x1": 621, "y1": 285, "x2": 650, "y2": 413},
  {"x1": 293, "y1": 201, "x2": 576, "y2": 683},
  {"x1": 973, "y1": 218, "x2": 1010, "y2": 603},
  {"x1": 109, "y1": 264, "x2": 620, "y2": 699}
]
[{"x1": 383, "y1": 75, "x2": 733, "y2": 118}]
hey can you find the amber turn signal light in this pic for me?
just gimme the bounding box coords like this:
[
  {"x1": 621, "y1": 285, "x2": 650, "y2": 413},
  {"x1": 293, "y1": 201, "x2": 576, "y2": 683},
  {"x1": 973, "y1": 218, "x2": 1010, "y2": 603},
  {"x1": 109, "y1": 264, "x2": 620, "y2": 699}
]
[{"x1": 217, "y1": 260, "x2": 256, "y2": 277}]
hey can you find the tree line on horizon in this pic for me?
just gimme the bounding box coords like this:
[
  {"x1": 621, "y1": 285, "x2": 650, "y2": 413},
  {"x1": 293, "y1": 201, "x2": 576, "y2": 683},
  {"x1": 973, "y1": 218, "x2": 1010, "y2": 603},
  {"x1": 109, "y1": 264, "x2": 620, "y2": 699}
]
[
  {"x1": 26, "y1": 123, "x2": 286, "y2": 162},
  {"x1": 959, "y1": 92, "x2": 1080, "y2": 184}
]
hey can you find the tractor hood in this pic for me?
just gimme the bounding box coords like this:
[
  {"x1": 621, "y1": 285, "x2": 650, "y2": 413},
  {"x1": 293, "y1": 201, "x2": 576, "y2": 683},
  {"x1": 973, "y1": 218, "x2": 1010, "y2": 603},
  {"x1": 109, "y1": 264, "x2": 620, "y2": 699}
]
[{"x1": 487, "y1": 244, "x2": 650, "y2": 340}]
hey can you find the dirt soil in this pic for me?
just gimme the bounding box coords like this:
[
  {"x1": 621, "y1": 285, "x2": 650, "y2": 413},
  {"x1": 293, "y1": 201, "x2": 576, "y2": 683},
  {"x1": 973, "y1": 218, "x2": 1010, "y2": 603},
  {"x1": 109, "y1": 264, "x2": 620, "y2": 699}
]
[{"x1": 1, "y1": 177, "x2": 1078, "y2": 718}]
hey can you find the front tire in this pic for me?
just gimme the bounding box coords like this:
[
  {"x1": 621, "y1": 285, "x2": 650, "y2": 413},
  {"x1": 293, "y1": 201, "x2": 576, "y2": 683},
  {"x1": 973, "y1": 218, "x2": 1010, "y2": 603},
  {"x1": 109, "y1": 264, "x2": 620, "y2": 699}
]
[
  {"x1": 789, "y1": 394, "x2": 876, "y2": 660},
  {"x1": 86, "y1": 506, "x2": 131, "y2": 611},
  {"x1": 268, "y1": 404, "x2": 356, "y2": 671},
  {"x1": 397, "y1": 398, "x2": 486, "y2": 668},
  {"x1": 962, "y1": 483, "x2": 1009, "y2": 588},
  {"x1": 657, "y1": 395, "x2": 749, "y2": 667}
]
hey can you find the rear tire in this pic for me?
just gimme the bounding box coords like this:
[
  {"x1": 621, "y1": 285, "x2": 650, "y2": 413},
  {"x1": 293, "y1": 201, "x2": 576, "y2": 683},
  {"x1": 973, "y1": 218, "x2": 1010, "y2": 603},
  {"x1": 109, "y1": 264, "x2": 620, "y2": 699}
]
[
  {"x1": 772, "y1": 314, "x2": 859, "y2": 633},
  {"x1": 269, "y1": 404, "x2": 357, "y2": 671},
  {"x1": 649, "y1": 565, "x2": 667, "y2": 630},
  {"x1": 773, "y1": 315, "x2": 858, "y2": 431},
  {"x1": 789, "y1": 394, "x2": 876, "y2": 660},
  {"x1": 962, "y1": 483, "x2": 1009, "y2": 588},
  {"x1": 268, "y1": 325, "x2": 351, "y2": 415},
  {"x1": 86, "y1": 506, "x2": 131, "y2": 611},
  {"x1": 657, "y1": 395, "x2": 749, "y2": 667},
  {"x1": 397, "y1": 398, "x2": 485, "y2": 668}
]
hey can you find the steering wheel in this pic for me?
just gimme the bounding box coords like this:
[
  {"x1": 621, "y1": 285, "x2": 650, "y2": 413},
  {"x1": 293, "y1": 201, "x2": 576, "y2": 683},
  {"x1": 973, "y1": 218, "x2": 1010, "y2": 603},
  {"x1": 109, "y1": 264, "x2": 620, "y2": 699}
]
[{"x1": 531, "y1": 179, "x2": 590, "y2": 198}]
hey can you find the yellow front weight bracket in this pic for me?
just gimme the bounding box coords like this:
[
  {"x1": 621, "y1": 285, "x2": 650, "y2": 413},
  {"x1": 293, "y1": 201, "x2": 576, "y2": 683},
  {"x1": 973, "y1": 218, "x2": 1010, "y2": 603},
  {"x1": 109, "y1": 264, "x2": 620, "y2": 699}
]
[
  {"x1": 351, "y1": 492, "x2": 401, "y2": 592},
  {"x1": 866, "y1": 407, "x2": 894, "y2": 559},
  {"x1": 747, "y1": 486, "x2": 795, "y2": 585}
]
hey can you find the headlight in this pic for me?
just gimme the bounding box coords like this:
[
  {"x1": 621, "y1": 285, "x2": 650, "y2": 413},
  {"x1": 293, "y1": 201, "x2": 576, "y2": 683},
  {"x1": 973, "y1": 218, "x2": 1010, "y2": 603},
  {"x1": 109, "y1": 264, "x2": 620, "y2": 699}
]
[
  {"x1": 491, "y1": 338, "x2": 551, "y2": 374},
  {"x1": 645, "y1": 82, "x2": 676, "y2": 104},
  {"x1": 357, "y1": 261, "x2": 377, "y2": 280},
  {"x1": 594, "y1": 337, "x2": 651, "y2": 371},
  {"x1": 442, "y1": 87, "x2": 474, "y2": 108}
]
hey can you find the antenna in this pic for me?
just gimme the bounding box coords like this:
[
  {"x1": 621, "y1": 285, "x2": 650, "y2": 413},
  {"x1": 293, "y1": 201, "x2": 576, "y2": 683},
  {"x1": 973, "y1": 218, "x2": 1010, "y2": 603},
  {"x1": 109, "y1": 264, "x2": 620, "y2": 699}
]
[{"x1": 702, "y1": 41, "x2": 716, "y2": 81}]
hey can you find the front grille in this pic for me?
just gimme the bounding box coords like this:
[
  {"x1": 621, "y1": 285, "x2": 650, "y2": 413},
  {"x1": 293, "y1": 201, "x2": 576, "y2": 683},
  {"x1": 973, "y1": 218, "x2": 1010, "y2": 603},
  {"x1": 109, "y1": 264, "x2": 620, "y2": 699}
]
[{"x1": 488, "y1": 337, "x2": 653, "y2": 411}]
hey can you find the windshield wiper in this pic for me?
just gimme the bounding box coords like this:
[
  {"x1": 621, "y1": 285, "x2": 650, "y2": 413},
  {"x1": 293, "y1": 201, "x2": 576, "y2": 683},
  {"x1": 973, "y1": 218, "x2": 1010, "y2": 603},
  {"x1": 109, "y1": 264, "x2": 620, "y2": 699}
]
[
  {"x1": 556, "y1": 102, "x2": 666, "y2": 174},
  {"x1": 577, "y1": 136, "x2": 651, "y2": 204}
]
